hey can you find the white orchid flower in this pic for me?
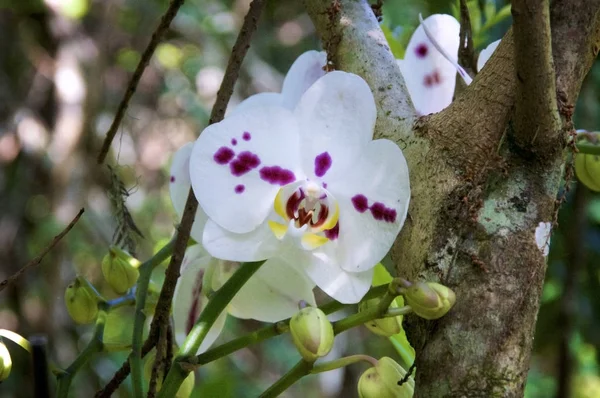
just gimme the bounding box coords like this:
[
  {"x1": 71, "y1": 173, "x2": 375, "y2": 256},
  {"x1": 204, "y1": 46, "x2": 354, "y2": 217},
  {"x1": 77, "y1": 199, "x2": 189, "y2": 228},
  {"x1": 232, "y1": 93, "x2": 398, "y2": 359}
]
[
  {"x1": 397, "y1": 14, "x2": 461, "y2": 116},
  {"x1": 189, "y1": 71, "x2": 410, "y2": 304},
  {"x1": 170, "y1": 145, "x2": 317, "y2": 324},
  {"x1": 397, "y1": 14, "x2": 501, "y2": 116}
]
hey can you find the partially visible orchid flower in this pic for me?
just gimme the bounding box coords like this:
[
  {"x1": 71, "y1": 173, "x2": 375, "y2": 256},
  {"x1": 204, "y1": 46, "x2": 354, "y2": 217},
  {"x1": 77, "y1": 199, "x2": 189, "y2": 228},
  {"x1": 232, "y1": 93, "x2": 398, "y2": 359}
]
[
  {"x1": 173, "y1": 244, "x2": 317, "y2": 352},
  {"x1": 170, "y1": 145, "x2": 316, "y2": 325},
  {"x1": 189, "y1": 71, "x2": 410, "y2": 304},
  {"x1": 172, "y1": 244, "x2": 227, "y2": 353},
  {"x1": 476, "y1": 39, "x2": 501, "y2": 72},
  {"x1": 398, "y1": 14, "x2": 501, "y2": 115},
  {"x1": 397, "y1": 14, "x2": 461, "y2": 115}
]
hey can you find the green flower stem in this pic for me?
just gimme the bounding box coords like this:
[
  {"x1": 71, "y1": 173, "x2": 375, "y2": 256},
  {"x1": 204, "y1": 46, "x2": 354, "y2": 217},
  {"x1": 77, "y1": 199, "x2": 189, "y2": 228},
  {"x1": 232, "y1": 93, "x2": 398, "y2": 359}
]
[
  {"x1": 56, "y1": 306, "x2": 108, "y2": 397},
  {"x1": 192, "y1": 284, "x2": 390, "y2": 367},
  {"x1": 310, "y1": 354, "x2": 378, "y2": 374},
  {"x1": 333, "y1": 280, "x2": 399, "y2": 335},
  {"x1": 258, "y1": 280, "x2": 402, "y2": 397},
  {"x1": 157, "y1": 260, "x2": 266, "y2": 398},
  {"x1": 259, "y1": 359, "x2": 314, "y2": 398},
  {"x1": 383, "y1": 305, "x2": 413, "y2": 318},
  {"x1": 130, "y1": 238, "x2": 175, "y2": 398},
  {"x1": 576, "y1": 142, "x2": 600, "y2": 155}
]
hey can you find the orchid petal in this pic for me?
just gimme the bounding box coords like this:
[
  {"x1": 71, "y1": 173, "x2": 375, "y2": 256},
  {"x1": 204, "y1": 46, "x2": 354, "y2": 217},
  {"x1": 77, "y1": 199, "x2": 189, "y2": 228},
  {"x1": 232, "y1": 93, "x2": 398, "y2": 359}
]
[
  {"x1": 169, "y1": 143, "x2": 208, "y2": 242},
  {"x1": 173, "y1": 245, "x2": 226, "y2": 353},
  {"x1": 302, "y1": 251, "x2": 374, "y2": 304},
  {"x1": 281, "y1": 50, "x2": 327, "y2": 109},
  {"x1": 202, "y1": 218, "x2": 280, "y2": 262},
  {"x1": 294, "y1": 71, "x2": 376, "y2": 182},
  {"x1": 399, "y1": 14, "x2": 461, "y2": 115},
  {"x1": 326, "y1": 139, "x2": 410, "y2": 272},
  {"x1": 229, "y1": 92, "x2": 283, "y2": 117},
  {"x1": 190, "y1": 107, "x2": 303, "y2": 234},
  {"x1": 477, "y1": 39, "x2": 501, "y2": 72},
  {"x1": 227, "y1": 258, "x2": 317, "y2": 322}
]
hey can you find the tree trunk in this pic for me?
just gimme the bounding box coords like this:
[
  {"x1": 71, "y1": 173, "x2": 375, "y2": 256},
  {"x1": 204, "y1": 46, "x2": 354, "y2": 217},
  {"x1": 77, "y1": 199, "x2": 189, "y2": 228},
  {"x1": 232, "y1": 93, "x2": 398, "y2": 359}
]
[{"x1": 304, "y1": 0, "x2": 600, "y2": 396}]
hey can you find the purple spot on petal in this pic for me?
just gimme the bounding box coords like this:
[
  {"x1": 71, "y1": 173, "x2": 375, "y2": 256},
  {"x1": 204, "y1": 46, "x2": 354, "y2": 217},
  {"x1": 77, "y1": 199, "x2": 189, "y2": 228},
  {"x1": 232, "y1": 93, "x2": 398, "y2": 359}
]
[
  {"x1": 230, "y1": 151, "x2": 261, "y2": 176},
  {"x1": 322, "y1": 182, "x2": 328, "y2": 188},
  {"x1": 259, "y1": 166, "x2": 296, "y2": 186},
  {"x1": 319, "y1": 193, "x2": 327, "y2": 200},
  {"x1": 235, "y1": 184, "x2": 245, "y2": 194},
  {"x1": 351, "y1": 194, "x2": 369, "y2": 213},
  {"x1": 324, "y1": 222, "x2": 339, "y2": 241},
  {"x1": 423, "y1": 70, "x2": 442, "y2": 88},
  {"x1": 170, "y1": 176, "x2": 175, "y2": 183},
  {"x1": 370, "y1": 202, "x2": 397, "y2": 223},
  {"x1": 231, "y1": 138, "x2": 237, "y2": 146},
  {"x1": 314, "y1": 151, "x2": 332, "y2": 177},
  {"x1": 415, "y1": 43, "x2": 428, "y2": 58},
  {"x1": 214, "y1": 146, "x2": 235, "y2": 165},
  {"x1": 242, "y1": 131, "x2": 251, "y2": 141}
]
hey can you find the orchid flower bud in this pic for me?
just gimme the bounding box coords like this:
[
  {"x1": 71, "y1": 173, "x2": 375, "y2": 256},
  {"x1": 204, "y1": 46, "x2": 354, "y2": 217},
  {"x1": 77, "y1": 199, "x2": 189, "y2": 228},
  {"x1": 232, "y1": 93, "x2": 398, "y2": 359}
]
[
  {"x1": 289, "y1": 306, "x2": 334, "y2": 362},
  {"x1": 400, "y1": 280, "x2": 456, "y2": 320},
  {"x1": 358, "y1": 357, "x2": 414, "y2": 398},
  {"x1": 359, "y1": 298, "x2": 403, "y2": 337},
  {"x1": 0, "y1": 341, "x2": 12, "y2": 382},
  {"x1": 575, "y1": 153, "x2": 600, "y2": 192},
  {"x1": 64, "y1": 278, "x2": 99, "y2": 324},
  {"x1": 101, "y1": 246, "x2": 141, "y2": 294},
  {"x1": 144, "y1": 348, "x2": 195, "y2": 397}
]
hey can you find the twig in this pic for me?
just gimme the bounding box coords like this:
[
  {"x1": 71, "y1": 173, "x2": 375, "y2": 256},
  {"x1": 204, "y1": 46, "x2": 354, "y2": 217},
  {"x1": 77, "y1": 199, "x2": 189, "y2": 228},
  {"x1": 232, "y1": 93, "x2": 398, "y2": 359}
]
[
  {"x1": 0, "y1": 208, "x2": 84, "y2": 292},
  {"x1": 135, "y1": 0, "x2": 267, "y2": 394},
  {"x1": 512, "y1": 0, "x2": 561, "y2": 155},
  {"x1": 96, "y1": 0, "x2": 186, "y2": 164},
  {"x1": 458, "y1": 0, "x2": 477, "y2": 76}
]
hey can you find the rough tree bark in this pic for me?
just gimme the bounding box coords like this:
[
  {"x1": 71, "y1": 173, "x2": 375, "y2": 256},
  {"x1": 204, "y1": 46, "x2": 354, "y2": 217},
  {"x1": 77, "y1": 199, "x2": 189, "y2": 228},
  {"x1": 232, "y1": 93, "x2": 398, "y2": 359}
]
[{"x1": 304, "y1": 0, "x2": 600, "y2": 396}]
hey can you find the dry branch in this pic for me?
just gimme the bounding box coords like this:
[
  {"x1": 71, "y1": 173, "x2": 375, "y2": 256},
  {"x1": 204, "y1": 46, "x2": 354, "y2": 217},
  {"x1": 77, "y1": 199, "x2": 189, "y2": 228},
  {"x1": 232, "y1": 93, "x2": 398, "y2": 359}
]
[
  {"x1": 96, "y1": 0, "x2": 186, "y2": 164},
  {"x1": 0, "y1": 208, "x2": 84, "y2": 292}
]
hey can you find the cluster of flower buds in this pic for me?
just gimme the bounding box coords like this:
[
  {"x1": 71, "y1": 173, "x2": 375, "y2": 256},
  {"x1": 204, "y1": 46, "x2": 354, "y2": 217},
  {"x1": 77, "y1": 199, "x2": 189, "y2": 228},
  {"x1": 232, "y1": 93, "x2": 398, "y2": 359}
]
[
  {"x1": 0, "y1": 340, "x2": 11, "y2": 382},
  {"x1": 399, "y1": 279, "x2": 456, "y2": 320},
  {"x1": 358, "y1": 357, "x2": 414, "y2": 398},
  {"x1": 359, "y1": 298, "x2": 403, "y2": 337},
  {"x1": 143, "y1": 348, "x2": 195, "y2": 397},
  {"x1": 289, "y1": 305, "x2": 334, "y2": 362},
  {"x1": 101, "y1": 246, "x2": 141, "y2": 294},
  {"x1": 64, "y1": 277, "x2": 100, "y2": 324},
  {"x1": 575, "y1": 153, "x2": 600, "y2": 192}
]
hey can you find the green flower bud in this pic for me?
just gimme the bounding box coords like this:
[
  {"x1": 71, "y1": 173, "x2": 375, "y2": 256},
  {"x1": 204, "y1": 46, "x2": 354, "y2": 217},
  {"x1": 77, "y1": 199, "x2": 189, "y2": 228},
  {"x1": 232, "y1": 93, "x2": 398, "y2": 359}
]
[
  {"x1": 358, "y1": 357, "x2": 414, "y2": 398},
  {"x1": 289, "y1": 306, "x2": 334, "y2": 362},
  {"x1": 64, "y1": 278, "x2": 99, "y2": 324},
  {"x1": 400, "y1": 280, "x2": 456, "y2": 320},
  {"x1": 101, "y1": 246, "x2": 141, "y2": 294},
  {"x1": 103, "y1": 307, "x2": 135, "y2": 352},
  {"x1": 143, "y1": 349, "x2": 195, "y2": 397},
  {"x1": 0, "y1": 341, "x2": 12, "y2": 382},
  {"x1": 575, "y1": 153, "x2": 600, "y2": 192},
  {"x1": 359, "y1": 298, "x2": 403, "y2": 337}
]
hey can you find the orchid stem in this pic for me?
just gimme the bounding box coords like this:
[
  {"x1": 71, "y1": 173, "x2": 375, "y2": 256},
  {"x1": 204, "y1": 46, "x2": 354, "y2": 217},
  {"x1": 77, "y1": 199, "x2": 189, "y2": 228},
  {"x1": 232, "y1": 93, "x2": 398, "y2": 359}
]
[
  {"x1": 157, "y1": 260, "x2": 267, "y2": 398},
  {"x1": 383, "y1": 305, "x2": 413, "y2": 318},
  {"x1": 259, "y1": 360, "x2": 314, "y2": 398},
  {"x1": 192, "y1": 284, "x2": 390, "y2": 367},
  {"x1": 130, "y1": 238, "x2": 176, "y2": 398},
  {"x1": 576, "y1": 142, "x2": 600, "y2": 156},
  {"x1": 56, "y1": 307, "x2": 108, "y2": 397},
  {"x1": 310, "y1": 354, "x2": 378, "y2": 374},
  {"x1": 257, "y1": 280, "x2": 402, "y2": 397}
]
